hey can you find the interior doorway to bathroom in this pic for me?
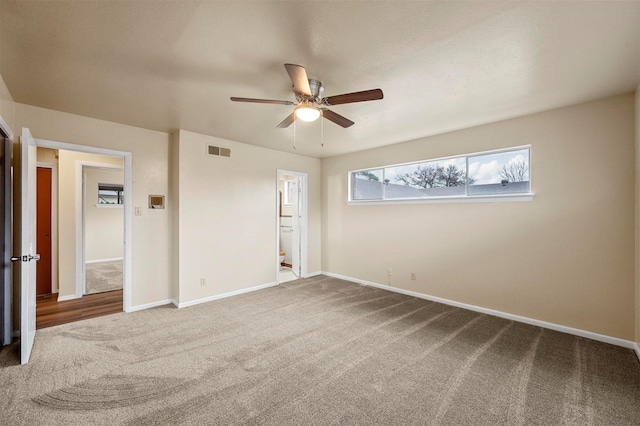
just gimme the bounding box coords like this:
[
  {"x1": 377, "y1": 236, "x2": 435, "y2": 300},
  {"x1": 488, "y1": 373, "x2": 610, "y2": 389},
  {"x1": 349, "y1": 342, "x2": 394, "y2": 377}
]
[{"x1": 277, "y1": 170, "x2": 307, "y2": 284}]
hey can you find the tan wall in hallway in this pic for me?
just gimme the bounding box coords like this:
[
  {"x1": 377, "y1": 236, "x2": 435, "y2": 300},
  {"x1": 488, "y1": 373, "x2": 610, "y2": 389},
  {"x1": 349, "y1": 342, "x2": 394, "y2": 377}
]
[{"x1": 322, "y1": 94, "x2": 635, "y2": 340}]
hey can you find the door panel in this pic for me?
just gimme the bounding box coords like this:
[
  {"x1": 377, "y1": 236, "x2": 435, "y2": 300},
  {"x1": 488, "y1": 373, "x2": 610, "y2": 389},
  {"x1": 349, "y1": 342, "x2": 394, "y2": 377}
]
[
  {"x1": 36, "y1": 167, "x2": 52, "y2": 295},
  {"x1": 20, "y1": 128, "x2": 38, "y2": 364},
  {"x1": 1, "y1": 135, "x2": 11, "y2": 347}
]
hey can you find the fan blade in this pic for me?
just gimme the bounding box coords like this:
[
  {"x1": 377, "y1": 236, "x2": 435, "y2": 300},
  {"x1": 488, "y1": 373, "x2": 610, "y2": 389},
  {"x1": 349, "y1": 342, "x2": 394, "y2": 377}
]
[
  {"x1": 276, "y1": 112, "x2": 296, "y2": 128},
  {"x1": 230, "y1": 97, "x2": 294, "y2": 105},
  {"x1": 324, "y1": 89, "x2": 383, "y2": 105},
  {"x1": 284, "y1": 64, "x2": 312, "y2": 96},
  {"x1": 322, "y1": 109, "x2": 354, "y2": 128}
]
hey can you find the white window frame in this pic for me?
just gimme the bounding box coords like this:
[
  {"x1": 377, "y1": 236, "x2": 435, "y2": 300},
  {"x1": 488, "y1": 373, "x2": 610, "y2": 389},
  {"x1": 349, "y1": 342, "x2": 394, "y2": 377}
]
[{"x1": 348, "y1": 145, "x2": 534, "y2": 205}]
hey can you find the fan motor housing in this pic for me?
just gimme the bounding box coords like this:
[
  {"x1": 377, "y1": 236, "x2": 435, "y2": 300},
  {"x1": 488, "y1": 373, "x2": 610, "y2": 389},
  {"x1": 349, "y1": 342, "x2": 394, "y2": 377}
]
[
  {"x1": 308, "y1": 79, "x2": 324, "y2": 98},
  {"x1": 296, "y1": 79, "x2": 324, "y2": 104}
]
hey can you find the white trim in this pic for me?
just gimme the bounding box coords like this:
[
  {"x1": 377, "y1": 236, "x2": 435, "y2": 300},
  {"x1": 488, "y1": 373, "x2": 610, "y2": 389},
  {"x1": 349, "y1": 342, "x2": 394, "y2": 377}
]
[
  {"x1": 348, "y1": 193, "x2": 535, "y2": 206},
  {"x1": 77, "y1": 161, "x2": 124, "y2": 298},
  {"x1": 276, "y1": 170, "x2": 309, "y2": 284},
  {"x1": 322, "y1": 272, "x2": 637, "y2": 350},
  {"x1": 128, "y1": 299, "x2": 174, "y2": 313},
  {"x1": 177, "y1": 281, "x2": 278, "y2": 309},
  {"x1": 36, "y1": 162, "x2": 58, "y2": 294},
  {"x1": 85, "y1": 257, "x2": 124, "y2": 264},
  {"x1": 123, "y1": 155, "x2": 132, "y2": 312},
  {"x1": 0, "y1": 115, "x2": 13, "y2": 139},
  {"x1": 306, "y1": 271, "x2": 323, "y2": 278},
  {"x1": 95, "y1": 204, "x2": 123, "y2": 209},
  {"x1": 35, "y1": 138, "x2": 133, "y2": 313},
  {"x1": 634, "y1": 343, "x2": 640, "y2": 363},
  {"x1": 57, "y1": 293, "x2": 81, "y2": 302}
]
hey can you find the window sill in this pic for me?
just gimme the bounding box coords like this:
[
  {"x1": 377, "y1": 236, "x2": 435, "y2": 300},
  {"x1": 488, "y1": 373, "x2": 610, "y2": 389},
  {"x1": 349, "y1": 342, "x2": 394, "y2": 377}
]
[
  {"x1": 347, "y1": 193, "x2": 535, "y2": 206},
  {"x1": 95, "y1": 204, "x2": 124, "y2": 209}
]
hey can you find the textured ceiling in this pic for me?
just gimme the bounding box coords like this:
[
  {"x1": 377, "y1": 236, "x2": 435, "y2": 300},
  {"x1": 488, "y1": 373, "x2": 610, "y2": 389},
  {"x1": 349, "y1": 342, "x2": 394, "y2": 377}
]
[{"x1": 1, "y1": 1, "x2": 639, "y2": 158}]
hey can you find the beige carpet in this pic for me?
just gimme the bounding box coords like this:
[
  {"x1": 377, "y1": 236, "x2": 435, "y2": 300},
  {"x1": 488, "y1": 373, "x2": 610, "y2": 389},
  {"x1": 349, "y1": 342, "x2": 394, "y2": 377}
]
[
  {"x1": 1, "y1": 275, "x2": 640, "y2": 425},
  {"x1": 85, "y1": 260, "x2": 123, "y2": 294}
]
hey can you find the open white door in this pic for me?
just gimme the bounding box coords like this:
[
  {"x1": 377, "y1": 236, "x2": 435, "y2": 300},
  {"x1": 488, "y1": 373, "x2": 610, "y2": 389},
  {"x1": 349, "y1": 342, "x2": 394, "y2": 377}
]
[
  {"x1": 20, "y1": 128, "x2": 38, "y2": 364},
  {"x1": 291, "y1": 178, "x2": 300, "y2": 277}
]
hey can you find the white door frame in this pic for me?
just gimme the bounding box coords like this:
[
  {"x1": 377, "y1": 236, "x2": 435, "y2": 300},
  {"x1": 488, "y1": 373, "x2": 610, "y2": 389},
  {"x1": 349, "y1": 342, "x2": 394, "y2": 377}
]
[
  {"x1": 276, "y1": 170, "x2": 308, "y2": 283},
  {"x1": 35, "y1": 138, "x2": 133, "y2": 312},
  {"x1": 78, "y1": 162, "x2": 124, "y2": 297},
  {"x1": 36, "y1": 162, "x2": 58, "y2": 294}
]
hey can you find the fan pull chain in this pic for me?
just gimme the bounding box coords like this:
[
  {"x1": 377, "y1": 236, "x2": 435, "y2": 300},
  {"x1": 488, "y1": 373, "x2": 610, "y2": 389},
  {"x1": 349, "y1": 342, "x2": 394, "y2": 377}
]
[
  {"x1": 321, "y1": 110, "x2": 324, "y2": 147},
  {"x1": 293, "y1": 119, "x2": 296, "y2": 150}
]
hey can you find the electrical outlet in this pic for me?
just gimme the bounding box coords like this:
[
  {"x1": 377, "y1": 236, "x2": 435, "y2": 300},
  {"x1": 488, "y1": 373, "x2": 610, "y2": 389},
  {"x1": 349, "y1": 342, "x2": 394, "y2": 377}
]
[
  {"x1": 410, "y1": 272, "x2": 416, "y2": 280},
  {"x1": 387, "y1": 268, "x2": 392, "y2": 276},
  {"x1": 200, "y1": 277, "x2": 206, "y2": 286},
  {"x1": 134, "y1": 207, "x2": 142, "y2": 216}
]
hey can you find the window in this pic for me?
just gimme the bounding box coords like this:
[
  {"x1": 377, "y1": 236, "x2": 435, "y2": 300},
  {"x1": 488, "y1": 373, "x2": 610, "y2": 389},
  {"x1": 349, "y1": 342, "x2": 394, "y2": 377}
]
[
  {"x1": 98, "y1": 184, "x2": 124, "y2": 205},
  {"x1": 467, "y1": 148, "x2": 530, "y2": 195},
  {"x1": 349, "y1": 147, "x2": 531, "y2": 203}
]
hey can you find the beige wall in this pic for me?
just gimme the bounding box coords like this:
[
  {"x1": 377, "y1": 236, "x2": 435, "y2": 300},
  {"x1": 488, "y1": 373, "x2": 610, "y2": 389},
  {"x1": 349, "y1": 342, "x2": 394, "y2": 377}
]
[
  {"x1": 36, "y1": 147, "x2": 57, "y2": 164},
  {"x1": 322, "y1": 94, "x2": 635, "y2": 340},
  {"x1": 0, "y1": 74, "x2": 15, "y2": 134},
  {"x1": 84, "y1": 167, "x2": 124, "y2": 262},
  {"x1": 15, "y1": 103, "x2": 171, "y2": 307},
  {"x1": 173, "y1": 130, "x2": 321, "y2": 305}
]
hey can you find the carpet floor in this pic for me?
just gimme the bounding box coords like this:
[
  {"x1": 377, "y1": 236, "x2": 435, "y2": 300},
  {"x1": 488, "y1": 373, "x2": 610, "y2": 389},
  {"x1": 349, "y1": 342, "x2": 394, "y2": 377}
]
[
  {"x1": 85, "y1": 261, "x2": 123, "y2": 295},
  {"x1": 1, "y1": 275, "x2": 639, "y2": 425}
]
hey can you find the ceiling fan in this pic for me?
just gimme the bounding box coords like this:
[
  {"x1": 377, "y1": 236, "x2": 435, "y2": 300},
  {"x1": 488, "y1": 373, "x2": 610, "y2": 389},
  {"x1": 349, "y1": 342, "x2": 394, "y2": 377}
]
[{"x1": 230, "y1": 63, "x2": 383, "y2": 129}]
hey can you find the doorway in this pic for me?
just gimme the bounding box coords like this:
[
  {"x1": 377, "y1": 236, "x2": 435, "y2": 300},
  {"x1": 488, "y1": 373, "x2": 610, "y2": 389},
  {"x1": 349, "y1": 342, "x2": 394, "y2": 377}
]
[
  {"x1": 81, "y1": 165, "x2": 124, "y2": 296},
  {"x1": 32, "y1": 148, "x2": 128, "y2": 330},
  {"x1": 32, "y1": 138, "x2": 132, "y2": 312},
  {"x1": 277, "y1": 170, "x2": 308, "y2": 284},
  {"x1": 35, "y1": 164, "x2": 57, "y2": 296}
]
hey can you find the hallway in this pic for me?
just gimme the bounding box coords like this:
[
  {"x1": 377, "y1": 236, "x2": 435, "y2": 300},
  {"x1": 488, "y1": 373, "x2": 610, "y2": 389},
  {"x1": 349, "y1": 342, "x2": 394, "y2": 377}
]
[{"x1": 36, "y1": 290, "x2": 123, "y2": 329}]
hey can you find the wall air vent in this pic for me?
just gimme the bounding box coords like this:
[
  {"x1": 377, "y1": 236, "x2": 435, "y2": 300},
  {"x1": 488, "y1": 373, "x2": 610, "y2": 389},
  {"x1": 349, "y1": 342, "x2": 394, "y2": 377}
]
[{"x1": 208, "y1": 145, "x2": 231, "y2": 158}]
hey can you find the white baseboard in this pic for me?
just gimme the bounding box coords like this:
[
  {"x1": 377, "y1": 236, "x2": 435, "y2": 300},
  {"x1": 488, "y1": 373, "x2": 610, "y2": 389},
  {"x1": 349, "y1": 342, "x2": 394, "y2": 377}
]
[
  {"x1": 322, "y1": 272, "x2": 636, "y2": 350},
  {"x1": 128, "y1": 299, "x2": 174, "y2": 313},
  {"x1": 305, "y1": 271, "x2": 323, "y2": 278},
  {"x1": 177, "y1": 281, "x2": 278, "y2": 309},
  {"x1": 57, "y1": 294, "x2": 82, "y2": 302},
  {"x1": 85, "y1": 257, "x2": 124, "y2": 264}
]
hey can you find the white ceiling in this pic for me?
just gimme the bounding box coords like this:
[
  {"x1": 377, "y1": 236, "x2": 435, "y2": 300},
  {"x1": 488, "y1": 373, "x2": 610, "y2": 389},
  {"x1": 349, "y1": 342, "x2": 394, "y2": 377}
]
[{"x1": 1, "y1": 1, "x2": 639, "y2": 158}]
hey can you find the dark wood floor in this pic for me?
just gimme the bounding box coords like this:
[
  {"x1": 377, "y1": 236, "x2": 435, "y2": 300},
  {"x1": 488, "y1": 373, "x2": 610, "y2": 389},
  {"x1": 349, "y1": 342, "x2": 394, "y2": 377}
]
[{"x1": 36, "y1": 290, "x2": 123, "y2": 329}]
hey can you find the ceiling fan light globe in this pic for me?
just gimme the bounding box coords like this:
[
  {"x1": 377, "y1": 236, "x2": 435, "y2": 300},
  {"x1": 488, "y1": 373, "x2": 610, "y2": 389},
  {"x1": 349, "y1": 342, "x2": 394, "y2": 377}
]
[{"x1": 295, "y1": 106, "x2": 321, "y2": 122}]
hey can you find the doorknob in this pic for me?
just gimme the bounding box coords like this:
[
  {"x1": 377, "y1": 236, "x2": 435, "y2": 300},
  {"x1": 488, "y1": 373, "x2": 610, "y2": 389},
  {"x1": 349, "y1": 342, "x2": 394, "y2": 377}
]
[{"x1": 11, "y1": 254, "x2": 41, "y2": 262}]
